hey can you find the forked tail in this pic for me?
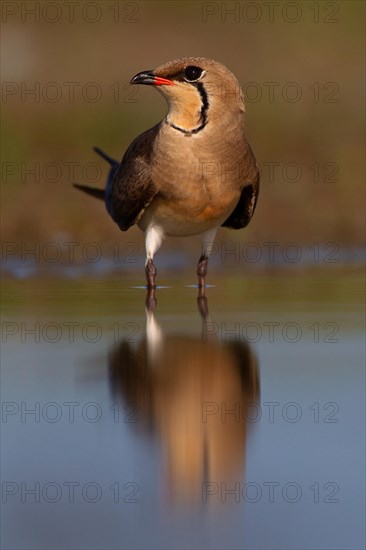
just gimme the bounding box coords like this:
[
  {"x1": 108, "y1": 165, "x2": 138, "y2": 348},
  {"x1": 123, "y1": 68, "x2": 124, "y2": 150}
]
[
  {"x1": 73, "y1": 147, "x2": 119, "y2": 201},
  {"x1": 73, "y1": 184, "x2": 105, "y2": 200}
]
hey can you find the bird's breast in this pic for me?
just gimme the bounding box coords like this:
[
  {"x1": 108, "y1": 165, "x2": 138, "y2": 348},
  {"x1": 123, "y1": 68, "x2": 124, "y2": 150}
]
[{"x1": 137, "y1": 119, "x2": 247, "y2": 236}]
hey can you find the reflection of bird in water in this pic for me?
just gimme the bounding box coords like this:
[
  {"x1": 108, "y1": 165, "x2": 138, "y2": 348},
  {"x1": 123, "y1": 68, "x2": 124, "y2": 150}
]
[{"x1": 108, "y1": 289, "x2": 260, "y2": 503}]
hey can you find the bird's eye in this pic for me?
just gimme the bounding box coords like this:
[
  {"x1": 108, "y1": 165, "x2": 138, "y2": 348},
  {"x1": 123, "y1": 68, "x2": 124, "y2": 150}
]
[{"x1": 184, "y1": 66, "x2": 203, "y2": 82}]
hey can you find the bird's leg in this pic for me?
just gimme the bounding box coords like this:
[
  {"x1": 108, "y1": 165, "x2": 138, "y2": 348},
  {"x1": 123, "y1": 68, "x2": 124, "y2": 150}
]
[
  {"x1": 145, "y1": 259, "x2": 157, "y2": 289},
  {"x1": 197, "y1": 254, "x2": 208, "y2": 288},
  {"x1": 144, "y1": 226, "x2": 164, "y2": 289},
  {"x1": 198, "y1": 227, "x2": 218, "y2": 289}
]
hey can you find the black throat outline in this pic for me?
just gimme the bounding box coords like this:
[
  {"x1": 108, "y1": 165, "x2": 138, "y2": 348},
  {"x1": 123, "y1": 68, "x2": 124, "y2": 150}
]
[{"x1": 167, "y1": 82, "x2": 209, "y2": 136}]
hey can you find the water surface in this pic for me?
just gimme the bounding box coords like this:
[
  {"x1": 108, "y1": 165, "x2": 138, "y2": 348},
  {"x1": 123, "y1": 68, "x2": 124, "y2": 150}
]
[{"x1": 1, "y1": 267, "x2": 364, "y2": 549}]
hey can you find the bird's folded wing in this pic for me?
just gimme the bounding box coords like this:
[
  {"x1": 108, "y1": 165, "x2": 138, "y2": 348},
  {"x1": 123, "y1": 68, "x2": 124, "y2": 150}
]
[
  {"x1": 109, "y1": 125, "x2": 160, "y2": 231},
  {"x1": 221, "y1": 170, "x2": 260, "y2": 229}
]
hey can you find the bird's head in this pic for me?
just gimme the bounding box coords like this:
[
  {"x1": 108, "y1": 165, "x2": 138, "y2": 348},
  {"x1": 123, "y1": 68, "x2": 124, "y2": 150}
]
[{"x1": 130, "y1": 57, "x2": 244, "y2": 135}]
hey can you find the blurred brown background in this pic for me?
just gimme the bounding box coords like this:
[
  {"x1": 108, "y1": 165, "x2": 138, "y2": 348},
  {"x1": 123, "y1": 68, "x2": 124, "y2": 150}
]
[{"x1": 1, "y1": 0, "x2": 365, "y2": 258}]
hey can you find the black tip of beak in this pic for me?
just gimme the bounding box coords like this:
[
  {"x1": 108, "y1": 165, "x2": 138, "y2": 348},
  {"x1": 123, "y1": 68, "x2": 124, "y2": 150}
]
[{"x1": 130, "y1": 70, "x2": 155, "y2": 85}]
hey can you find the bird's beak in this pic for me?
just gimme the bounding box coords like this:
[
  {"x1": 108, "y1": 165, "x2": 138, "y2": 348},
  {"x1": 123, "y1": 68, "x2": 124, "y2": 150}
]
[{"x1": 130, "y1": 70, "x2": 175, "y2": 86}]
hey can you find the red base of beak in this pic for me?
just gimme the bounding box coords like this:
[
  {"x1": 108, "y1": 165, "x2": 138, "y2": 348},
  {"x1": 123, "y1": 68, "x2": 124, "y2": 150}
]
[{"x1": 153, "y1": 76, "x2": 175, "y2": 86}]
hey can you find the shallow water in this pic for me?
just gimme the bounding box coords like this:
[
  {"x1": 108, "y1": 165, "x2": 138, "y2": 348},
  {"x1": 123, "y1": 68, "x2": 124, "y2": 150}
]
[{"x1": 1, "y1": 267, "x2": 365, "y2": 549}]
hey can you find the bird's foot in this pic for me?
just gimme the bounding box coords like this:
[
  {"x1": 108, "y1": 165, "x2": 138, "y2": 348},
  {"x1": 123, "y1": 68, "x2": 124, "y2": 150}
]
[
  {"x1": 197, "y1": 254, "x2": 208, "y2": 288},
  {"x1": 145, "y1": 259, "x2": 157, "y2": 289}
]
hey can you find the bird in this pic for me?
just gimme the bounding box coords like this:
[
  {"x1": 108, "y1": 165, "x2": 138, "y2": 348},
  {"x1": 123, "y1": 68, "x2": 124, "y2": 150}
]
[{"x1": 74, "y1": 57, "x2": 260, "y2": 288}]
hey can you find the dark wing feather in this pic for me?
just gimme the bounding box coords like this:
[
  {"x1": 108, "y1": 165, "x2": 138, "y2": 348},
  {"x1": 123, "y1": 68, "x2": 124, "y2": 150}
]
[
  {"x1": 221, "y1": 137, "x2": 260, "y2": 229},
  {"x1": 221, "y1": 171, "x2": 260, "y2": 229},
  {"x1": 108, "y1": 124, "x2": 160, "y2": 231}
]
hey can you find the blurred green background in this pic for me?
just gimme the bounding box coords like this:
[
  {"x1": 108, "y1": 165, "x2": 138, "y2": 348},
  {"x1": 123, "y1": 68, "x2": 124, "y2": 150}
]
[{"x1": 1, "y1": 0, "x2": 365, "y2": 259}]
